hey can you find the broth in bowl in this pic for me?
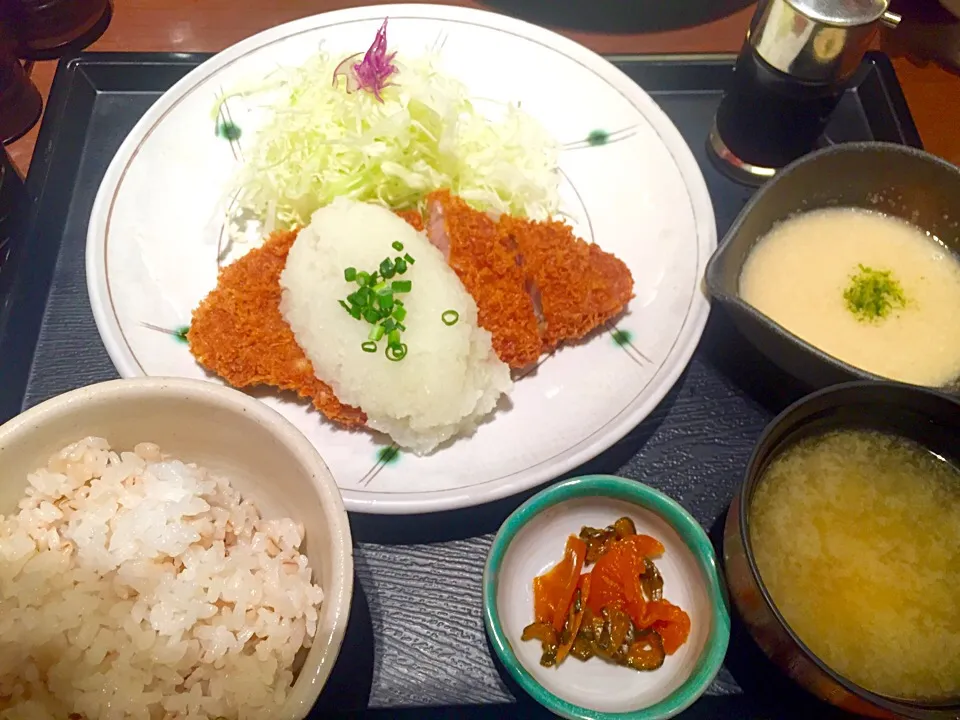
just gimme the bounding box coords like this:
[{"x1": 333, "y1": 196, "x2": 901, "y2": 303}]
[
  {"x1": 748, "y1": 428, "x2": 960, "y2": 702},
  {"x1": 739, "y1": 207, "x2": 960, "y2": 387}
]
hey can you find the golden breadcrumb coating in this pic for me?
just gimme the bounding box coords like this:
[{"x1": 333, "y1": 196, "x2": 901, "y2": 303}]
[
  {"x1": 186, "y1": 229, "x2": 367, "y2": 427},
  {"x1": 187, "y1": 200, "x2": 634, "y2": 431},
  {"x1": 500, "y1": 215, "x2": 634, "y2": 349},
  {"x1": 427, "y1": 190, "x2": 543, "y2": 368}
]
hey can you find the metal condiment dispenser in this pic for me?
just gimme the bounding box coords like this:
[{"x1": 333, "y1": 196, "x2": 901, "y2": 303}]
[{"x1": 707, "y1": 0, "x2": 902, "y2": 185}]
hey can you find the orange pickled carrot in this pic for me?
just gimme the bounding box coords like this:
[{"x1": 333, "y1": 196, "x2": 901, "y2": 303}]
[
  {"x1": 644, "y1": 600, "x2": 692, "y2": 654},
  {"x1": 532, "y1": 535, "x2": 587, "y2": 631}
]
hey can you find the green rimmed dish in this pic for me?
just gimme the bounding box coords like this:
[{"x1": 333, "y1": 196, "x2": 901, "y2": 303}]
[{"x1": 483, "y1": 475, "x2": 730, "y2": 720}]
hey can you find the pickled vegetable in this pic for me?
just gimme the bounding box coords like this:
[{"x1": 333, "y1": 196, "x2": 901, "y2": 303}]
[
  {"x1": 521, "y1": 518, "x2": 690, "y2": 673},
  {"x1": 587, "y1": 534, "x2": 664, "y2": 627},
  {"x1": 640, "y1": 557, "x2": 664, "y2": 602},
  {"x1": 521, "y1": 621, "x2": 558, "y2": 666},
  {"x1": 642, "y1": 599, "x2": 692, "y2": 655},
  {"x1": 579, "y1": 516, "x2": 637, "y2": 564},
  {"x1": 555, "y1": 576, "x2": 590, "y2": 664},
  {"x1": 626, "y1": 629, "x2": 666, "y2": 671},
  {"x1": 594, "y1": 606, "x2": 635, "y2": 662},
  {"x1": 532, "y1": 535, "x2": 587, "y2": 631}
]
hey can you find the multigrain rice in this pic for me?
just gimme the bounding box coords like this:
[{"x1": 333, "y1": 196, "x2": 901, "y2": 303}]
[{"x1": 0, "y1": 437, "x2": 324, "y2": 720}]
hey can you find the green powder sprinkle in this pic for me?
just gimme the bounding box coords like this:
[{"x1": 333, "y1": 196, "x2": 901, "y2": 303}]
[{"x1": 843, "y1": 264, "x2": 908, "y2": 322}]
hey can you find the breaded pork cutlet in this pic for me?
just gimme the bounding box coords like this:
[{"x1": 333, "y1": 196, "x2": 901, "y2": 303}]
[
  {"x1": 186, "y1": 229, "x2": 367, "y2": 427},
  {"x1": 187, "y1": 210, "x2": 426, "y2": 428},
  {"x1": 500, "y1": 215, "x2": 634, "y2": 350},
  {"x1": 426, "y1": 191, "x2": 634, "y2": 362},
  {"x1": 426, "y1": 190, "x2": 543, "y2": 368},
  {"x1": 188, "y1": 199, "x2": 632, "y2": 428},
  {"x1": 393, "y1": 208, "x2": 425, "y2": 232}
]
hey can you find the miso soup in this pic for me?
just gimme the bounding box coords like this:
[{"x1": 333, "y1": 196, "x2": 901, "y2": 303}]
[{"x1": 749, "y1": 428, "x2": 960, "y2": 700}]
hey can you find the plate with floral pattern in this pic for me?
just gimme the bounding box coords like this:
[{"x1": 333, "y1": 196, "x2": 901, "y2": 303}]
[{"x1": 86, "y1": 4, "x2": 715, "y2": 514}]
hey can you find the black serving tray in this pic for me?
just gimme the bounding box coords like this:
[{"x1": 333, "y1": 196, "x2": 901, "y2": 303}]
[{"x1": 0, "y1": 51, "x2": 921, "y2": 719}]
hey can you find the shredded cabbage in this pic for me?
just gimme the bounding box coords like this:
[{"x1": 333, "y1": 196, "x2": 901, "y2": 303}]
[{"x1": 215, "y1": 50, "x2": 560, "y2": 243}]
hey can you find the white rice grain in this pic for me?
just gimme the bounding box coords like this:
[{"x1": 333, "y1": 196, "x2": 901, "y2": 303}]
[{"x1": 0, "y1": 437, "x2": 324, "y2": 720}]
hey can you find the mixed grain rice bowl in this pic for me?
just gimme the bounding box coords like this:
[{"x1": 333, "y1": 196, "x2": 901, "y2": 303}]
[{"x1": 0, "y1": 436, "x2": 326, "y2": 719}]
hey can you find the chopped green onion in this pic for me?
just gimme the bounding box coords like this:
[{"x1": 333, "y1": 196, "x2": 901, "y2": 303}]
[
  {"x1": 442, "y1": 310, "x2": 460, "y2": 326},
  {"x1": 404, "y1": 253, "x2": 415, "y2": 265},
  {"x1": 392, "y1": 241, "x2": 404, "y2": 251},
  {"x1": 349, "y1": 287, "x2": 371, "y2": 306},
  {"x1": 386, "y1": 343, "x2": 408, "y2": 362},
  {"x1": 339, "y1": 253, "x2": 417, "y2": 361}
]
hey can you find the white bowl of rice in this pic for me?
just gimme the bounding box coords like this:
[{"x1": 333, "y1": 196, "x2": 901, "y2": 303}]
[{"x1": 0, "y1": 377, "x2": 353, "y2": 720}]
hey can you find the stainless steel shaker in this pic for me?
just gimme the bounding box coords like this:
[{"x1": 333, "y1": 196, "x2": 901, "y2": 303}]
[{"x1": 708, "y1": 0, "x2": 902, "y2": 185}]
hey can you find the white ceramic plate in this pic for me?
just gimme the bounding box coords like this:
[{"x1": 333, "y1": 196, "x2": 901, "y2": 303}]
[{"x1": 86, "y1": 4, "x2": 715, "y2": 514}]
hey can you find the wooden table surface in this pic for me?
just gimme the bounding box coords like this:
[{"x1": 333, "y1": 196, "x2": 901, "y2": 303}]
[{"x1": 7, "y1": 0, "x2": 960, "y2": 175}]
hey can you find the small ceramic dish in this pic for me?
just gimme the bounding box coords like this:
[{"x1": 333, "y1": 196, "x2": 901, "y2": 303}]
[
  {"x1": 0, "y1": 377, "x2": 353, "y2": 719},
  {"x1": 704, "y1": 141, "x2": 960, "y2": 395},
  {"x1": 483, "y1": 475, "x2": 730, "y2": 720}
]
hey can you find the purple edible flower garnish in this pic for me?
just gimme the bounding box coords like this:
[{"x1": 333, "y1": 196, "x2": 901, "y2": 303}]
[
  {"x1": 331, "y1": 18, "x2": 397, "y2": 102},
  {"x1": 354, "y1": 18, "x2": 398, "y2": 101}
]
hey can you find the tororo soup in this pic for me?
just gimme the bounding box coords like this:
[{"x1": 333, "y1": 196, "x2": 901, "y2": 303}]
[{"x1": 739, "y1": 208, "x2": 960, "y2": 387}]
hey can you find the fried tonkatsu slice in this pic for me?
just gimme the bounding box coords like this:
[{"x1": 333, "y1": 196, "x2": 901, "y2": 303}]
[
  {"x1": 186, "y1": 229, "x2": 367, "y2": 427},
  {"x1": 426, "y1": 190, "x2": 544, "y2": 368},
  {"x1": 427, "y1": 190, "x2": 634, "y2": 359},
  {"x1": 187, "y1": 200, "x2": 633, "y2": 430},
  {"x1": 499, "y1": 215, "x2": 635, "y2": 350},
  {"x1": 393, "y1": 207, "x2": 425, "y2": 232}
]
